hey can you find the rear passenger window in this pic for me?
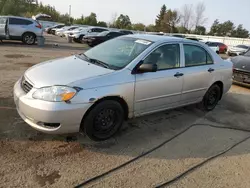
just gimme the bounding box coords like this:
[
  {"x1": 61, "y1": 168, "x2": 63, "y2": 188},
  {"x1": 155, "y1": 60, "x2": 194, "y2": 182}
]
[
  {"x1": 184, "y1": 44, "x2": 213, "y2": 67},
  {"x1": 9, "y1": 18, "x2": 33, "y2": 25}
]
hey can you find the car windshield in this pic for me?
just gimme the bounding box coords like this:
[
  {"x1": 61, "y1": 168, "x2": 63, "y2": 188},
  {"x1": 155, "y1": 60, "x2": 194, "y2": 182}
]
[
  {"x1": 244, "y1": 49, "x2": 250, "y2": 56},
  {"x1": 236, "y1": 45, "x2": 249, "y2": 49},
  {"x1": 98, "y1": 31, "x2": 110, "y2": 36},
  {"x1": 82, "y1": 37, "x2": 153, "y2": 70}
]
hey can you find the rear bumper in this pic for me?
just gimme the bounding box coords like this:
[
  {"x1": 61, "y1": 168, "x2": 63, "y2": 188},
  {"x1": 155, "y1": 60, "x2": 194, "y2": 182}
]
[{"x1": 13, "y1": 79, "x2": 92, "y2": 134}]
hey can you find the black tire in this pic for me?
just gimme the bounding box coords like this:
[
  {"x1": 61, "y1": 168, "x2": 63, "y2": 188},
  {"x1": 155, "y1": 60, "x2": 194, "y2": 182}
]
[
  {"x1": 82, "y1": 100, "x2": 124, "y2": 141},
  {"x1": 77, "y1": 35, "x2": 84, "y2": 43},
  {"x1": 22, "y1": 33, "x2": 36, "y2": 45},
  {"x1": 201, "y1": 84, "x2": 221, "y2": 111}
]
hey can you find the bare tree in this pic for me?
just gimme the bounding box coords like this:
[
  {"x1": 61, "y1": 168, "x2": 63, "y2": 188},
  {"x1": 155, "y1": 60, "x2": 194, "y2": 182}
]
[
  {"x1": 108, "y1": 12, "x2": 117, "y2": 27},
  {"x1": 194, "y1": 1, "x2": 207, "y2": 28},
  {"x1": 180, "y1": 4, "x2": 194, "y2": 31}
]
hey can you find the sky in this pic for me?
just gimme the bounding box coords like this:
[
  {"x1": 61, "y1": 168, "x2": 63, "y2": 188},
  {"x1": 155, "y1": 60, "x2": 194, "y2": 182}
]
[{"x1": 40, "y1": 0, "x2": 250, "y2": 31}]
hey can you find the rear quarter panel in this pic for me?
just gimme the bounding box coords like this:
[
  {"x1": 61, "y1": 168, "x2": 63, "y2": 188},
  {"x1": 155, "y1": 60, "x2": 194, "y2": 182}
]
[{"x1": 210, "y1": 53, "x2": 233, "y2": 95}]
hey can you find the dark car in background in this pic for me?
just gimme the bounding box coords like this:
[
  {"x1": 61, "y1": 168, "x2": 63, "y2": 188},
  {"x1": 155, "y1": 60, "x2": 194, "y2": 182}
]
[
  {"x1": 231, "y1": 49, "x2": 250, "y2": 85},
  {"x1": 119, "y1": 30, "x2": 133, "y2": 35},
  {"x1": 83, "y1": 31, "x2": 125, "y2": 47},
  {"x1": 205, "y1": 42, "x2": 228, "y2": 54}
]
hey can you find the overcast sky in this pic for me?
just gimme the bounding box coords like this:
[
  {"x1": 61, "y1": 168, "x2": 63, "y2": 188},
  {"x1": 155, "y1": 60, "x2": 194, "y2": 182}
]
[{"x1": 40, "y1": 0, "x2": 250, "y2": 31}]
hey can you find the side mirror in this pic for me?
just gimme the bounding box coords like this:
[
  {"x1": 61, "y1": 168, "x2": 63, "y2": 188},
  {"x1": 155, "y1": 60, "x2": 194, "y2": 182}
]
[
  {"x1": 137, "y1": 63, "x2": 157, "y2": 73},
  {"x1": 216, "y1": 51, "x2": 219, "y2": 54}
]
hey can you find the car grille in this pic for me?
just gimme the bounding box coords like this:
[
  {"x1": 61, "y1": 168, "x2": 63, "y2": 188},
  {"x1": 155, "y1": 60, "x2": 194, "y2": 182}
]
[
  {"x1": 21, "y1": 77, "x2": 33, "y2": 93},
  {"x1": 234, "y1": 69, "x2": 250, "y2": 77}
]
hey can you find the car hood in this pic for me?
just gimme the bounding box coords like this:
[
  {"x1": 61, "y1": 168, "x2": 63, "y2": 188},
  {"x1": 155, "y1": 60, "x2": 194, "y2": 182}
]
[
  {"x1": 25, "y1": 56, "x2": 114, "y2": 88},
  {"x1": 231, "y1": 56, "x2": 250, "y2": 72}
]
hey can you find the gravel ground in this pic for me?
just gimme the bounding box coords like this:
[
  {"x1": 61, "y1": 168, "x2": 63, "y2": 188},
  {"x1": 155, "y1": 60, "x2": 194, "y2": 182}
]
[{"x1": 1, "y1": 36, "x2": 250, "y2": 188}]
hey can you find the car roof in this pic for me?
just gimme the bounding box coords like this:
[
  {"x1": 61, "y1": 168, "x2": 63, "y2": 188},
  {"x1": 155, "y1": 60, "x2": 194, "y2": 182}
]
[
  {"x1": 3, "y1": 16, "x2": 34, "y2": 21},
  {"x1": 125, "y1": 34, "x2": 186, "y2": 43}
]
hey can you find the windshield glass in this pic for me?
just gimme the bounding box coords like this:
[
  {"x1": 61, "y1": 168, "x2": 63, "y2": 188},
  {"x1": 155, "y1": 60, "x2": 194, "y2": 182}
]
[
  {"x1": 98, "y1": 31, "x2": 109, "y2": 36},
  {"x1": 236, "y1": 45, "x2": 248, "y2": 49},
  {"x1": 207, "y1": 43, "x2": 217, "y2": 47},
  {"x1": 84, "y1": 37, "x2": 153, "y2": 69},
  {"x1": 244, "y1": 49, "x2": 250, "y2": 56}
]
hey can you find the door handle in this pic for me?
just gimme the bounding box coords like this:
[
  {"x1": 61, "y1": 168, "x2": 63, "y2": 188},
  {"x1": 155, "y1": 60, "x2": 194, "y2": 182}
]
[
  {"x1": 208, "y1": 68, "x2": 215, "y2": 73},
  {"x1": 174, "y1": 72, "x2": 184, "y2": 77}
]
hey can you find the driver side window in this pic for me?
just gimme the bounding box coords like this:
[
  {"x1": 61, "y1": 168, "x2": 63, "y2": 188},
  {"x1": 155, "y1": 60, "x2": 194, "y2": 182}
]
[{"x1": 143, "y1": 44, "x2": 180, "y2": 71}]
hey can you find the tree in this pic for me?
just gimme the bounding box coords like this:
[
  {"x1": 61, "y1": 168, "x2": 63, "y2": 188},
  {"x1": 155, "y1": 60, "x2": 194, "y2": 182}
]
[
  {"x1": 115, "y1": 14, "x2": 132, "y2": 29},
  {"x1": 194, "y1": 25, "x2": 206, "y2": 35},
  {"x1": 177, "y1": 26, "x2": 188, "y2": 33},
  {"x1": 209, "y1": 19, "x2": 220, "y2": 35},
  {"x1": 84, "y1": 12, "x2": 97, "y2": 26},
  {"x1": 108, "y1": 12, "x2": 117, "y2": 28},
  {"x1": 232, "y1": 24, "x2": 249, "y2": 38},
  {"x1": 155, "y1": 4, "x2": 167, "y2": 31},
  {"x1": 146, "y1": 24, "x2": 156, "y2": 32},
  {"x1": 180, "y1": 4, "x2": 194, "y2": 31},
  {"x1": 209, "y1": 20, "x2": 235, "y2": 36},
  {"x1": 161, "y1": 9, "x2": 180, "y2": 33},
  {"x1": 133, "y1": 23, "x2": 145, "y2": 31},
  {"x1": 97, "y1": 21, "x2": 107, "y2": 27},
  {"x1": 194, "y1": 1, "x2": 207, "y2": 28}
]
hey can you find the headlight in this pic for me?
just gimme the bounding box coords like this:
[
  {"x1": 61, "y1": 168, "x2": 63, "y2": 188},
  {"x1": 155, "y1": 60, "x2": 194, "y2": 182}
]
[{"x1": 33, "y1": 86, "x2": 77, "y2": 102}]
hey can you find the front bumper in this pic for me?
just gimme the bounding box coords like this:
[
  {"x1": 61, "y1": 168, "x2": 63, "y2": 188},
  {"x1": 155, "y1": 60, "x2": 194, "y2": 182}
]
[{"x1": 13, "y1": 79, "x2": 92, "y2": 134}]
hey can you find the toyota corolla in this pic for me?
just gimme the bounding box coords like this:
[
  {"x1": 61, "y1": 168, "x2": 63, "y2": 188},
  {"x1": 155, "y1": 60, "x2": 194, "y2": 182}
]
[{"x1": 14, "y1": 35, "x2": 232, "y2": 141}]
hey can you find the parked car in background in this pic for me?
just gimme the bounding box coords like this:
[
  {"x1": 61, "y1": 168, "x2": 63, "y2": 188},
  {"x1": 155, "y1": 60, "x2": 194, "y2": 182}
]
[
  {"x1": 64, "y1": 27, "x2": 86, "y2": 38},
  {"x1": 83, "y1": 31, "x2": 125, "y2": 47},
  {"x1": 46, "y1": 24, "x2": 65, "y2": 34},
  {"x1": 230, "y1": 49, "x2": 250, "y2": 85},
  {"x1": 14, "y1": 35, "x2": 232, "y2": 141},
  {"x1": 56, "y1": 26, "x2": 79, "y2": 37},
  {"x1": 0, "y1": 16, "x2": 43, "y2": 45},
  {"x1": 119, "y1": 30, "x2": 133, "y2": 35},
  {"x1": 206, "y1": 42, "x2": 227, "y2": 54},
  {"x1": 205, "y1": 42, "x2": 219, "y2": 54},
  {"x1": 185, "y1": 37, "x2": 202, "y2": 42},
  {"x1": 227, "y1": 45, "x2": 250, "y2": 56},
  {"x1": 69, "y1": 27, "x2": 109, "y2": 43}
]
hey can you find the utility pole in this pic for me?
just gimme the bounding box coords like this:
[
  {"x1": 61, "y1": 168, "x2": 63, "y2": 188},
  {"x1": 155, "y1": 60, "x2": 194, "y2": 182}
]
[{"x1": 69, "y1": 5, "x2": 71, "y2": 25}]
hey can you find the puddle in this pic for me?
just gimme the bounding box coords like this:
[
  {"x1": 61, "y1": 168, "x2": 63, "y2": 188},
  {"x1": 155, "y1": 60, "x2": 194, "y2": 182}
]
[{"x1": 4, "y1": 54, "x2": 32, "y2": 59}]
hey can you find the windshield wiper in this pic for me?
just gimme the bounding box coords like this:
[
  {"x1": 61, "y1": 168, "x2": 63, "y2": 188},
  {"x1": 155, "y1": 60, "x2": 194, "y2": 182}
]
[
  {"x1": 77, "y1": 53, "x2": 118, "y2": 70},
  {"x1": 88, "y1": 58, "x2": 111, "y2": 69}
]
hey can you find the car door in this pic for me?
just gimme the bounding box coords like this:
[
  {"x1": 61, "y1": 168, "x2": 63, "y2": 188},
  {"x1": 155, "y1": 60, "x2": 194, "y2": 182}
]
[
  {"x1": 8, "y1": 17, "x2": 31, "y2": 39},
  {"x1": 134, "y1": 43, "x2": 185, "y2": 116},
  {"x1": 0, "y1": 17, "x2": 7, "y2": 39},
  {"x1": 180, "y1": 43, "x2": 215, "y2": 104}
]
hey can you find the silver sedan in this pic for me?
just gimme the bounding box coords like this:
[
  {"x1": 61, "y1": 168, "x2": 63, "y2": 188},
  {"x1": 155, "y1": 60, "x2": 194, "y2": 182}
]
[{"x1": 13, "y1": 35, "x2": 233, "y2": 141}]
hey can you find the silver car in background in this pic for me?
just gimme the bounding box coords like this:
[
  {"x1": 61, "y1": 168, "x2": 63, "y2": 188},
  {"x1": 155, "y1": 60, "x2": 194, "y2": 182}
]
[
  {"x1": 13, "y1": 35, "x2": 232, "y2": 141},
  {"x1": 0, "y1": 16, "x2": 43, "y2": 45}
]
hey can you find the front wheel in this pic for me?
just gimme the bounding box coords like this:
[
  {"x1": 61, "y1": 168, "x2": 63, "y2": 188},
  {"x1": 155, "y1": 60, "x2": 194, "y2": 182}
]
[
  {"x1": 201, "y1": 84, "x2": 221, "y2": 111},
  {"x1": 22, "y1": 33, "x2": 36, "y2": 45},
  {"x1": 81, "y1": 100, "x2": 124, "y2": 141}
]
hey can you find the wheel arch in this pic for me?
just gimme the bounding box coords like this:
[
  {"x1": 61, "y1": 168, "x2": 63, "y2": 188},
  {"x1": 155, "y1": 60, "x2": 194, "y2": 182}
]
[
  {"x1": 81, "y1": 95, "x2": 129, "y2": 126},
  {"x1": 22, "y1": 31, "x2": 37, "y2": 39}
]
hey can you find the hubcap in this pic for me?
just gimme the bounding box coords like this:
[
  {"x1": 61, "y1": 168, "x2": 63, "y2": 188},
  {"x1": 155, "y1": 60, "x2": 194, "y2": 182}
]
[
  {"x1": 94, "y1": 109, "x2": 116, "y2": 132},
  {"x1": 25, "y1": 35, "x2": 34, "y2": 44},
  {"x1": 207, "y1": 89, "x2": 218, "y2": 107}
]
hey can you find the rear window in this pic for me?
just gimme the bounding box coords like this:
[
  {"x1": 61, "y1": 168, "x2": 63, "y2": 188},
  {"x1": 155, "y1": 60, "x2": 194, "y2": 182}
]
[{"x1": 9, "y1": 18, "x2": 33, "y2": 25}]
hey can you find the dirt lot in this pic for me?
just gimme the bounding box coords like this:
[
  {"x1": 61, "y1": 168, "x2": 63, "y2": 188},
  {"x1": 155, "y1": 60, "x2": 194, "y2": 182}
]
[{"x1": 1, "y1": 36, "x2": 250, "y2": 188}]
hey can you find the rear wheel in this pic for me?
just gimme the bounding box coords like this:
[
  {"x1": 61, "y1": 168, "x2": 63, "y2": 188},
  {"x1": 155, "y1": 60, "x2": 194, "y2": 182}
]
[
  {"x1": 22, "y1": 33, "x2": 36, "y2": 45},
  {"x1": 201, "y1": 84, "x2": 221, "y2": 111},
  {"x1": 81, "y1": 100, "x2": 124, "y2": 141}
]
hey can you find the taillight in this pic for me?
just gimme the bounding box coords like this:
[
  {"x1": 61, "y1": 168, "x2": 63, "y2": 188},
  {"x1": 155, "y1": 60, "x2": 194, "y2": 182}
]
[{"x1": 36, "y1": 24, "x2": 42, "y2": 29}]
